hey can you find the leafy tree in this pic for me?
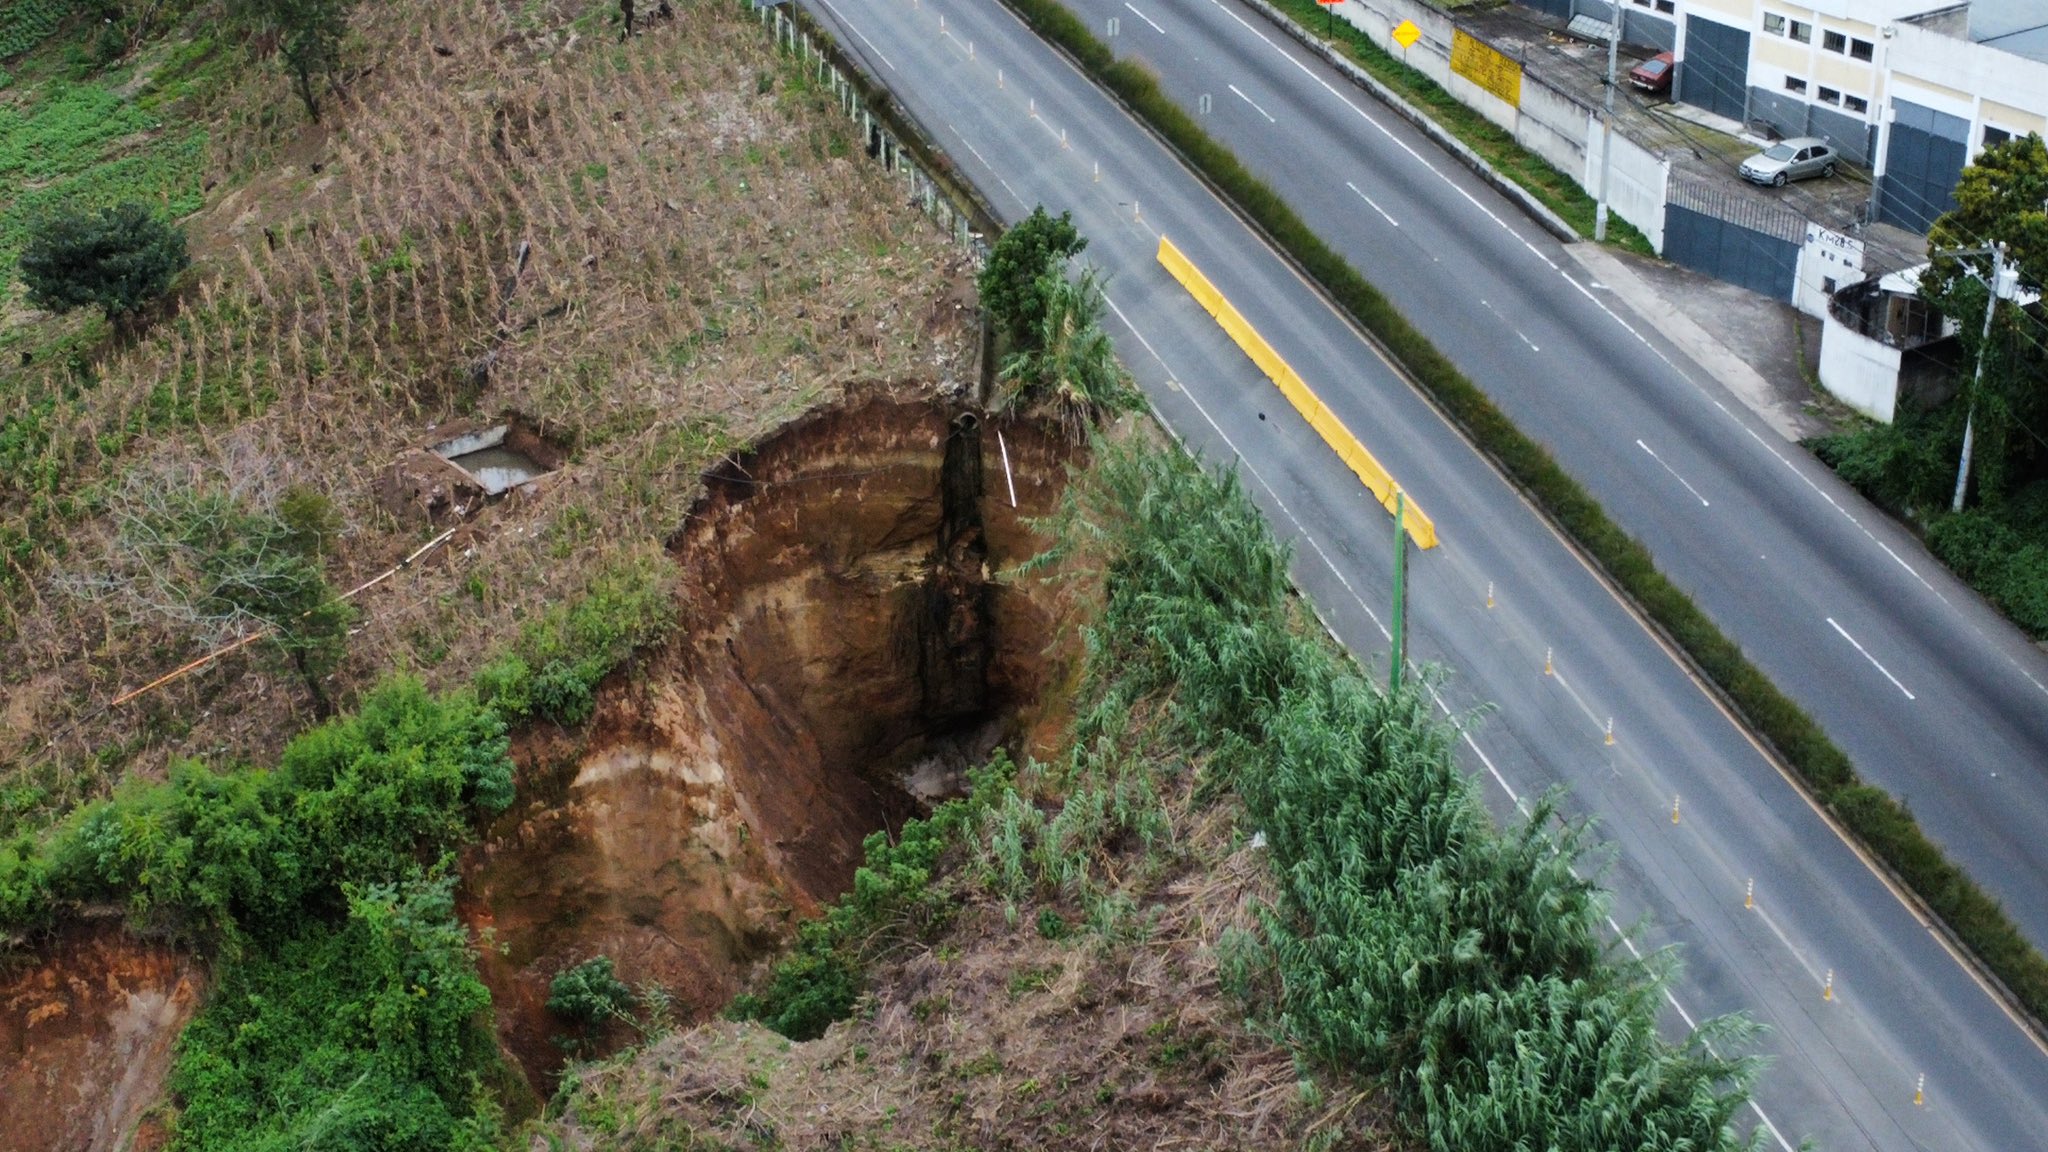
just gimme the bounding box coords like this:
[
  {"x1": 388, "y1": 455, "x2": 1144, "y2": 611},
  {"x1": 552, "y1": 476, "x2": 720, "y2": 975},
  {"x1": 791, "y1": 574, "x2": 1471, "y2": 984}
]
[
  {"x1": 18, "y1": 201, "x2": 188, "y2": 322},
  {"x1": 233, "y1": 0, "x2": 352, "y2": 122},
  {"x1": 1920, "y1": 133, "x2": 2048, "y2": 508},
  {"x1": 999, "y1": 265, "x2": 1136, "y2": 437},
  {"x1": 977, "y1": 205, "x2": 1086, "y2": 349}
]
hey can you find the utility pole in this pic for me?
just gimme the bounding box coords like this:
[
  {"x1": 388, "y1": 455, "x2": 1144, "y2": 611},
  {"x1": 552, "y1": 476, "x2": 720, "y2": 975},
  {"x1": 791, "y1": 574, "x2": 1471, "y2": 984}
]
[
  {"x1": 1391, "y1": 491, "x2": 1409, "y2": 694},
  {"x1": 1594, "y1": 14, "x2": 1620, "y2": 242},
  {"x1": 1953, "y1": 242, "x2": 2008, "y2": 511}
]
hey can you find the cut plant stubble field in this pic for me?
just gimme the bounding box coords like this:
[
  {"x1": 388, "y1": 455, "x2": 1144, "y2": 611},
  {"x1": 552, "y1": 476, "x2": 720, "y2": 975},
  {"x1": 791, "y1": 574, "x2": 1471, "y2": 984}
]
[{"x1": 0, "y1": 0, "x2": 980, "y2": 834}]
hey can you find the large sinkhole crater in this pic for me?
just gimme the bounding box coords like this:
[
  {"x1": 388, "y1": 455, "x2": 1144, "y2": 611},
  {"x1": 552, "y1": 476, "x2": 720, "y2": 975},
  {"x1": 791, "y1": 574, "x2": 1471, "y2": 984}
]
[{"x1": 460, "y1": 391, "x2": 1082, "y2": 1093}]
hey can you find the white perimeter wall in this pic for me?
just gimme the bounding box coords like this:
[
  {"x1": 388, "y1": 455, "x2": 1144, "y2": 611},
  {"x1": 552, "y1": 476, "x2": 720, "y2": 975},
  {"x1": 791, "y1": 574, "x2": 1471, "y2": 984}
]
[
  {"x1": 1818, "y1": 311, "x2": 1902, "y2": 422},
  {"x1": 1336, "y1": 0, "x2": 1672, "y2": 249}
]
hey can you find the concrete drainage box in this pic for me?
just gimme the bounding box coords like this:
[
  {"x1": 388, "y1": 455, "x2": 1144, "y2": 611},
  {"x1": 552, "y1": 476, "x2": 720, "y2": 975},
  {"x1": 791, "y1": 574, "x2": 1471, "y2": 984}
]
[
  {"x1": 381, "y1": 420, "x2": 564, "y2": 522},
  {"x1": 430, "y1": 425, "x2": 552, "y2": 495}
]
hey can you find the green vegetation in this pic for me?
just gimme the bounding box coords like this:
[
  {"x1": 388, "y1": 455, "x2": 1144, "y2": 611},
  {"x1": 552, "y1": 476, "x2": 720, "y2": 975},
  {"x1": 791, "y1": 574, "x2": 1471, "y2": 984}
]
[
  {"x1": 0, "y1": 73, "x2": 208, "y2": 287},
  {"x1": 998, "y1": 266, "x2": 1139, "y2": 436},
  {"x1": 1035, "y1": 442, "x2": 1756, "y2": 1149},
  {"x1": 474, "y1": 547, "x2": 677, "y2": 727},
  {"x1": 977, "y1": 205, "x2": 1087, "y2": 347},
  {"x1": 169, "y1": 872, "x2": 501, "y2": 1152},
  {"x1": 1000, "y1": 0, "x2": 2048, "y2": 1037},
  {"x1": 0, "y1": 0, "x2": 83, "y2": 62},
  {"x1": 548, "y1": 955, "x2": 641, "y2": 1054},
  {"x1": 0, "y1": 676, "x2": 514, "y2": 1146},
  {"x1": 19, "y1": 200, "x2": 189, "y2": 320},
  {"x1": 1814, "y1": 133, "x2": 2048, "y2": 637},
  {"x1": 981, "y1": 206, "x2": 1136, "y2": 433},
  {"x1": 1261, "y1": 0, "x2": 1654, "y2": 255},
  {"x1": 228, "y1": 0, "x2": 353, "y2": 122},
  {"x1": 730, "y1": 754, "x2": 1017, "y2": 1041}
]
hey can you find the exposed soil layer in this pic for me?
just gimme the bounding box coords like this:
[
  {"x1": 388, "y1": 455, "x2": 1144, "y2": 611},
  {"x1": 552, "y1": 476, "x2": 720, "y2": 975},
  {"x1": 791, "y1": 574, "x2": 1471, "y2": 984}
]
[
  {"x1": 461, "y1": 390, "x2": 1079, "y2": 1096},
  {"x1": 0, "y1": 922, "x2": 205, "y2": 1152}
]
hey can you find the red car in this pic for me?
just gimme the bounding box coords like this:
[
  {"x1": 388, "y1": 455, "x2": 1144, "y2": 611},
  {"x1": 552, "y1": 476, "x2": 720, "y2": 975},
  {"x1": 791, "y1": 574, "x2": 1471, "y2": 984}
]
[{"x1": 1629, "y1": 51, "x2": 1675, "y2": 95}]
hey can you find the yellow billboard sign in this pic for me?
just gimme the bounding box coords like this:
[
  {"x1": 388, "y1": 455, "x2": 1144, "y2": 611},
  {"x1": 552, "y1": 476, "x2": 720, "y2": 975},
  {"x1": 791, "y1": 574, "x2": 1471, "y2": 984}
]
[{"x1": 1451, "y1": 28, "x2": 1521, "y2": 108}]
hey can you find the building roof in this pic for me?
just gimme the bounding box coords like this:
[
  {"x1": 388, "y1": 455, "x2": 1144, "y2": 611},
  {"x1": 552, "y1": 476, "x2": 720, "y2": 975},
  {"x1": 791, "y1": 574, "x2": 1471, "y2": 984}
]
[{"x1": 1971, "y1": 0, "x2": 2048, "y2": 64}]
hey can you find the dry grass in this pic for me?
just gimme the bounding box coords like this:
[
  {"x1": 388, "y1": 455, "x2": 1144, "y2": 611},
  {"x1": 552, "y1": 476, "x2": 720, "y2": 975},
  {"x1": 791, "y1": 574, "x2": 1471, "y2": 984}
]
[
  {"x1": 544, "y1": 780, "x2": 1406, "y2": 1152},
  {"x1": 0, "y1": 0, "x2": 978, "y2": 832}
]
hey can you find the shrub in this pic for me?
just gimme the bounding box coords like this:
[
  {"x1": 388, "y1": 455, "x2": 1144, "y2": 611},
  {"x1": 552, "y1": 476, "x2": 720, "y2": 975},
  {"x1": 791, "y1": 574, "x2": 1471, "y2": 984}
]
[
  {"x1": 168, "y1": 872, "x2": 499, "y2": 1152},
  {"x1": 731, "y1": 755, "x2": 1016, "y2": 1040},
  {"x1": 18, "y1": 200, "x2": 188, "y2": 320},
  {"x1": 547, "y1": 956, "x2": 638, "y2": 1027},
  {"x1": 3, "y1": 676, "x2": 512, "y2": 940},
  {"x1": 474, "y1": 547, "x2": 675, "y2": 727}
]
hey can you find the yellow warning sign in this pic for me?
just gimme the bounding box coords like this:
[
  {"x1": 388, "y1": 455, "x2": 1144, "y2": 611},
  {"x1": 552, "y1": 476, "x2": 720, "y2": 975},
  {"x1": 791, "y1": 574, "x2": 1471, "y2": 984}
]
[
  {"x1": 1451, "y1": 28, "x2": 1521, "y2": 108},
  {"x1": 1390, "y1": 19, "x2": 1421, "y2": 49}
]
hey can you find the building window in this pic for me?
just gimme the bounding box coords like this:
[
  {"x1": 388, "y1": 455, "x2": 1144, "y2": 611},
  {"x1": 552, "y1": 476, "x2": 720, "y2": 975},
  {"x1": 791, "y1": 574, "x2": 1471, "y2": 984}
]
[
  {"x1": 1784, "y1": 76, "x2": 1808, "y2": 93},
  {"x1": 1985, "y1": 125, "x2": 2013, "y2": 148},
  {"x1": 1823, "y1": 277, "x2": 1838, "y2": 295},
  {"x1": 1789, "y1": 20, "x2": 1811, "y2": 43},
  {"x1": 1763, "y1": 13, "x2": 1785, "y2": 35},
  {"x1": 1843, "y1": 94, "x2": 1868, "y2": 114},
  {"x1": 1822, "y1": 30, "x2": 1847, "y2": 53},
  {"x1": 1850, "y1": 38, "x2": 1873, "y2": 61},
  {"x1": 1817, "y1": 86, "x2": 1840, "y2": 105},
  {"x1": 1655, "y1": 0, "x2": 1673, "y2": 11}
]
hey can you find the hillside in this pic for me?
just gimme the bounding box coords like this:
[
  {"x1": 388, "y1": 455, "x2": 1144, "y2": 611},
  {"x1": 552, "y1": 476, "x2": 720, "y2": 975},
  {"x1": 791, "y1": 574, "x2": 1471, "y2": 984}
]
[
  {"x1": 0, "y1": 0, "x2": 975, "y2": 837},
  {"x1": 0, "y1": 3, "x2": 1759, "y2": 1150}
]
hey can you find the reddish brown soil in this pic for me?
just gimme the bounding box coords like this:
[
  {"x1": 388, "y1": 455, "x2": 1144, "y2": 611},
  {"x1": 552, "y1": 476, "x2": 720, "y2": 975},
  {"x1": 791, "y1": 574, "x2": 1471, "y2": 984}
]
[
  {"x1": 0, "y1": 922, "x2": 205, "y2": 1152},
  {"x1": 460, "y1": 390, "x2": 1080, "y2": 1098}
]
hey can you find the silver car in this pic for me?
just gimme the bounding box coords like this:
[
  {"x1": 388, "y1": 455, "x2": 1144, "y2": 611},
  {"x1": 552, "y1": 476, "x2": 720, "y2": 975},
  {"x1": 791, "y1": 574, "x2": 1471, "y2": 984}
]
[{"x1": 1740, "y1": 137, "x2": 1836, "y2": 186}]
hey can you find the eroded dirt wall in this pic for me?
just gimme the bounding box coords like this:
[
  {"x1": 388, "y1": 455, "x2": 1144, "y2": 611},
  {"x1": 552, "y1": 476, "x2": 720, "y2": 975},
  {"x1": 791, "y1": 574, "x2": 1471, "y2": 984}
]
[
  {"x1": 0, "y1": 924, "x2": 204, "y2": 1152},
  {"x1": 462, "y1": 391, "x2": 1079, "y2": 1093}
]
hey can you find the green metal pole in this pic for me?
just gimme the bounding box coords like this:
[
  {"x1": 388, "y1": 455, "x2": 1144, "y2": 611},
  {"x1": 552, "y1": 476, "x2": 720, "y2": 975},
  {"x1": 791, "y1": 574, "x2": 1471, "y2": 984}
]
[{"x1": 1391, "y1": 491, "x2": 1407, "y2": 694}]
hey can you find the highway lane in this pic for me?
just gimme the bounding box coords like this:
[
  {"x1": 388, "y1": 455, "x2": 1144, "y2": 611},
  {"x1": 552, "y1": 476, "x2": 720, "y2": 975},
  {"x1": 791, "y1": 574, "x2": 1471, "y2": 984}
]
[
  {"x1": 1058, "y1": 0, "x2": 2048, "y2": 956},
  {"x1": 793, "y1": 0, "x2": 2048, "y2": 1147}
]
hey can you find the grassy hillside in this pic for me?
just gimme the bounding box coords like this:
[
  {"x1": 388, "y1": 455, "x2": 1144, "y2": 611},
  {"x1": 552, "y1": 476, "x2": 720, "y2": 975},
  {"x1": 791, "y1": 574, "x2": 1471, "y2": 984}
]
[{"x1": 0, "y1": 0, "x2": 976, "y2": 838}]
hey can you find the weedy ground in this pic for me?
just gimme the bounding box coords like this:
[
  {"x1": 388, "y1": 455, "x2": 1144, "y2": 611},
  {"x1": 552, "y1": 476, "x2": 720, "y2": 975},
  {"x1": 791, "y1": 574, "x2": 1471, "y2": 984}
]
[
  {"x1": 0, "y1": 0, "x2": 977, "y2": 837},
  {"x1": 542, "y1": 741, "x2": 1405, "y2": 1152}
]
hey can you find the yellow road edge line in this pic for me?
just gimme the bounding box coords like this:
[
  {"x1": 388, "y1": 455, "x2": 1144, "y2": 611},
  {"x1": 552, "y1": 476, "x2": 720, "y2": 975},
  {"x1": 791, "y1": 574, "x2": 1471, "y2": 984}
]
[{"x1": 1156, "y1": 235, "x2": 1439, "y2": 550}]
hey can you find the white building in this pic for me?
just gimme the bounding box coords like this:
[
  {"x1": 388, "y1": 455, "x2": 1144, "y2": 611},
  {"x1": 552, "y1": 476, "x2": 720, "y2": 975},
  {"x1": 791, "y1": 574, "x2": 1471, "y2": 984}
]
[{"x1": 1523, "y1": 0, "x2": 2048, "y2": 231}]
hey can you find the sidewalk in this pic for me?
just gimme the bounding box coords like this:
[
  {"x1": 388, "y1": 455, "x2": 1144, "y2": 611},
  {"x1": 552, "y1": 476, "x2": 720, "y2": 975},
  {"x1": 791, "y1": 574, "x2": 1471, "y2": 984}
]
[{"x1": 1565, "y1": 242, "x2": 1831, "y2": 442}]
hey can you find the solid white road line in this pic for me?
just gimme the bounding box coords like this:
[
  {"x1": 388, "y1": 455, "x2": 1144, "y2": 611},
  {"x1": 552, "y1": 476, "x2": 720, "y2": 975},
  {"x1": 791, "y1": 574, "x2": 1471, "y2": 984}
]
[
  {"x1": 1345, "y1": 180, "x2": 1398, "y2": 226},
  {"x1": 1638, "y1": 439, "x2": 1710, "y2": 508},
  {"x1": 1827, "y1": 617, "x2": 1916, "y2": 701},
  {"x1": 1228, "y1": 82, "x2": 1276, "y2": 122},
  {"x1": 1124, "y1": 1, "x2": 1166, "y2": 35},
  {"x1": 817, "y1": 0, "x2": 896, "y2": 70}
]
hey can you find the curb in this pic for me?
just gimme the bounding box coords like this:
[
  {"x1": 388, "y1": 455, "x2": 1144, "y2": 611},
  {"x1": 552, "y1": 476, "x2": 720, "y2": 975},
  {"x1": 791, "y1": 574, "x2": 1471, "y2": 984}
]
[{"x1": 1238, "y1": 0, "x2": 1582, "y2": 245}]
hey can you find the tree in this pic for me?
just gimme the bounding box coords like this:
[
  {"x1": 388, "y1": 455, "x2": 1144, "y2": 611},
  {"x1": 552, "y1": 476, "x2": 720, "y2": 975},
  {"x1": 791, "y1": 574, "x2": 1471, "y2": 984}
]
[
  {"x1": 18, "y1": 201, "x2": 188, "y2": 322},
  {"x1": 999, "y1": 266, "x2": 1137, "y2": 438},
  {"x1": 977, "y1": 206, "x2": 1087, "y2": 349},
  {"x1": 1921, "y1": 133, "x2": 2048, "y2": 507},
  {"x1": 233, "y1": 0, "x2": 352, "y2": 122},
  {"x1": 93, "y1": 472, "x2": 354, "y2": 716}
]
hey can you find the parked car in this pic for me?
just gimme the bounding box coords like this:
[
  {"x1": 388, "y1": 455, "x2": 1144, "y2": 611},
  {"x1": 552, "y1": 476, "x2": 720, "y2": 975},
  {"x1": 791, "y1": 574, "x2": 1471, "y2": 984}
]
[
  {"x1": 1739, "y1": 137, "x2": 1836, "y2": 186},
  {"x1": 1628, "y1": 52, "x2": 1674, "y2": 95}
]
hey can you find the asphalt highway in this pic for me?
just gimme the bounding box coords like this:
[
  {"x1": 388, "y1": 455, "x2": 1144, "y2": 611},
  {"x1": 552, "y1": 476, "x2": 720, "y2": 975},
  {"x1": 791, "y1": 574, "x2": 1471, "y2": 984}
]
[
  {"x1": 1062, "y1": 0, "x2": 2048, "y2": 958},
  {"x1": 791, "y1": 0, "x2": 2048, "y2": 1147}
]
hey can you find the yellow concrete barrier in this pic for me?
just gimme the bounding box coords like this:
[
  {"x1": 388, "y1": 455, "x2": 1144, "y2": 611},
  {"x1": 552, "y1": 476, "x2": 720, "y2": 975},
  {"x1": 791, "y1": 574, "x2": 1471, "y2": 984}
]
[{"x1": 1157, "y1": 235, "x2": 1438, "y2": 550}]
